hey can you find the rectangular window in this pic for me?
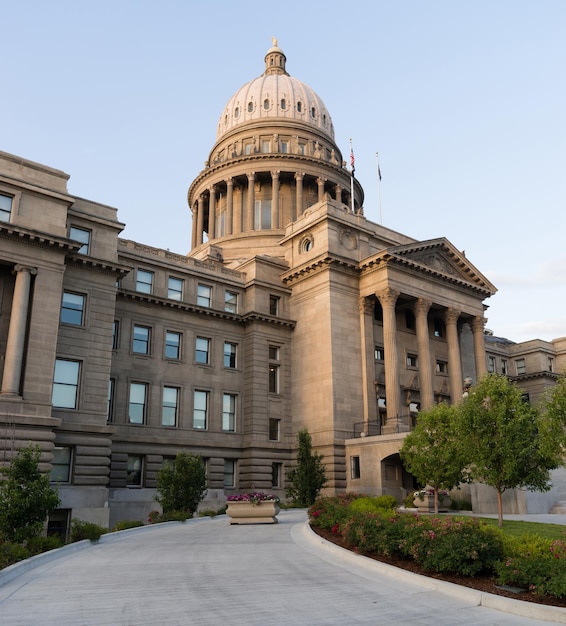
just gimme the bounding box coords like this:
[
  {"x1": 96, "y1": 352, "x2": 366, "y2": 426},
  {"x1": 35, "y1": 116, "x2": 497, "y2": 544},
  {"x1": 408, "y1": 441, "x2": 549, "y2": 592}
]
[
  {"x1": 280, "y1": 141, "x2": 289, "y2": 154},
  {"x1": 374, "y1": 346, "x2": 385, "y2": 361},
  {"x1": 197, "y1": 284, "x2": 212, "y2": 307},
  {"x1": 406, "y1": 353, "x2": 418, "y2": 368},
  {"x1": 271, "y1": 462, "x2": 282, "y2": 488},
  {"x1": 195, "y1": 337, "x2": 210, "y2": 364},
  {"x1": 133, "y1": 325, "x2": 151, "y2": 354},
  {"x1": 168, "y1": 277, "x2": 184, "y2": 301},
  {"x1": 433, "y1": 318, "x2": 445, "y2": 338},
  {"x1": 350, "y1": 456, "x2": 361, "y2": 480},
  {"x1": 112, "y1": 320, "x2": 120, "y2": 350},
  {"x1": 52, "y1": 359, "x2": 80, "y2": 409},
  {"x1": 223, "y1": 459, "x2": 235, "y2": 487},
  {"x1": 222, "y1": 393, "x2": 236, "y2": 432},
  {"x1": 254, "y1": 200, "x2": 272, "y2": 230},
  {"x1": 487, "y1": 355, "x2": 496, "y2": 372},
  {"x1": 162, "y1": 386, "x2": 179, "y2": 427},
  {"x1": 136, "y1": 269, "x2": 154, "y2": 294},
  {"x1": 107, "y1": 378, "x2": 115, "y2": 422},
  {"x1": 436, "y1": 360, "x2": 448, "y2": 374},
  {"x1": 129, "y1": 382, "x2": 147, "y2": 424},
  {"x1": 224, "y1": 342, "x2": 237, "y2": 368},
  {"x1": 244, "y1": 143, "x2": 253, "y2": 155},
  {"x1": 193, "y1": 390, "x2": 208, "y2": 429},
  {"x1": 501, "y1": 359, "x2": 508, "y2": 375},
  {"x1": 165, "y1": 331, "x2": 181, "y2": 360},
  {"x1": 127, "y1": 455, "x2": 143, "y2": 487},
  {"x1": 549, "y1": 357, "x2": 554, "y2": 373},
  {"x1": 261, "y1": 140, "x2": 271, "y2": 153},
  {"x1": 61, "y1": 292, "x2": 85, "y2": 326},
  {"x1": 269, "y1": 295, "x2": 279, "y2": 316},
  {"x1": 0, "y1": 193, "x2": 13, "y2": 222},
  {"x1": 268, "y1": 418, "x2": 280, "y2": 441},
  {"x1": 224, "y1": 290, "x2": 238, "y2": 313},
  {"x1": 269, "y1": 345, "x2": 280, "y2": 394},
  {"x1": 405, "y1": 310, "x2": 415, "y2": 330},
  {"x1": 50, "y1": 446, "x2": 72, "y2": 483},
  {"x1": 69, "y1": 226, "x2": 91, "y2": 255},
  {"x1": 516, "y1": 358, "x2": 526, "y2": 375}
]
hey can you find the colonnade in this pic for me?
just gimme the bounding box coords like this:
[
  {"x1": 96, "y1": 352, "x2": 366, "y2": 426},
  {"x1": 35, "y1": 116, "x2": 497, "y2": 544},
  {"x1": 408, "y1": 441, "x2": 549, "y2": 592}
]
[
  {"x1": 359, "y1": 290, "x2": 487, "y2": 432},
  {"x1": 1, "y1": 265, "x2": 36, "y2": 397}
]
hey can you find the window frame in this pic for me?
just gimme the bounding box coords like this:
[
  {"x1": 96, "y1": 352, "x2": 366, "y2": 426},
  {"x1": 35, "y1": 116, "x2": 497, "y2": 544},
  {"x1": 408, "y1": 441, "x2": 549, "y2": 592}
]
[
  {"x1": 195, "y1": 336, "x2": 211, "y2": 365},
  {"x1": 50, "y1": 446, "x2": 73, "y2": 483},
  {"x1": 268, "y1": 417, "x2": 280, "y2": 441},
  {"x1": 436, "y1": 359, "x2": 448, "y2": 375},
  {"x1": 268, "y1": 345, "x2": 281, "y2": 394},
  {"x1": 254, "y1": 199, "x2": 272, "y2": 230},
  {"x1": 223, "y1": 459, "x2": 235, "y2": 487},
  {"x1": 197, "y1": 284, "x2": 212, "y2": 307},
  {"x1": 107, "y1": 377, "x2": 115, "y2": 423},
  {"x1": 165, "y1": 330, "x2": 182, "y2": 360},
  {"x1": 193, "y1": 389, "x2": 209, "y2": 430},
  {"x1": 350, "y1": 456, "x2": 361, "y2": 480},
  {"x1": 167, "y1": 276, "x2": 184, "y2": 301},
  {"x1": 0, "y1": 192, "x2": 14, "y2": 222},
  {"x1": 269, "y1": 295, "x2": 280, "y2": 316},
  {"x1": 406, "y1": 353, "x2": 418, "y2": 369},
  {"x1": 374, "y1": 346, "x2": 385, "y2": 362},
  {"x1": 224, "y1": 290, "x2": 238, "y2": 314},
  {"x1": 128, "y1": 382, "x2": 148, "y2": 425},
  {"x1": 271, "y1": 462, "x2": 282, "y2": 488},
  {"x1": 132, "y1": 324, "x2": 151, "y2": 355},
  {"x1": 516, "y1": 358, "x2": 526, "y2": 375},
  {"x1": 127, "y1": 455, "x2": 144, "y2": 487},
  {"x1": 52, "y1": 358, "x2": 81, "y2": 409},
  {"x1": 162, "y1": 385, "x2": 180, "y2": 427},
  {"x1": 223, "y1": 342, "x2": 237, "y2": 369},
  {"x1": 222, "y1": 393, "x2": 237, "y2": 432},
  {"x1": 136, "y1": 269, "x2": 154, "y2": 294},
  {"x1": 69, "y1": 226, "x2": 91, "y2": 255},
  {"x1": 60, "y1": 291, "x2": 86, "y2": 326}
]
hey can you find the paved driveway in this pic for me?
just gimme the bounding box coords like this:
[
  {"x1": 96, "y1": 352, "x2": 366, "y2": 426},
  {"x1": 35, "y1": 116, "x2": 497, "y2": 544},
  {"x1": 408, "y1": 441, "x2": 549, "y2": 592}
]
[{"x1": 0, "y1": 509, "x2": 563, "y2": 625}]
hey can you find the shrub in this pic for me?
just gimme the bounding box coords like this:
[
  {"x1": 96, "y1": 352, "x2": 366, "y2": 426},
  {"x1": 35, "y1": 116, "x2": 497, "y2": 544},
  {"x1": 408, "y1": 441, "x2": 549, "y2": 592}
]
[
  {"x1": 156, "y1": 452, "x2": 207, "y2": 516},
  {"x1": 308, "y1": 494, "x2": 360, "y2": 531},
  {"x1": 349, "y1": 495, "x2": 398, "y2": 514},
  {"x1": 450, "y1": 495, "x2": 472, "y2": 511},
  {"x1": 26, "y1": 535, "x2": 63, "y2": 555},
  {"x1": 70, "y1": 519, "x2": 108, "y2": 543},
  {"x1": 149, "y1": 510, "x2": 193, "y2": 523},
  {"x1": 112, "y1": 520, "x2": 145, "y2": 532},
  {"x1": 0, "y1": 542, "x2": 30, "y2": 569},
  {"x1": 287, "y1": 429, "x2": 327, "y2": 507},
  {"x1": 403, "y1": 493, "x2": 416, "y2": 508}
]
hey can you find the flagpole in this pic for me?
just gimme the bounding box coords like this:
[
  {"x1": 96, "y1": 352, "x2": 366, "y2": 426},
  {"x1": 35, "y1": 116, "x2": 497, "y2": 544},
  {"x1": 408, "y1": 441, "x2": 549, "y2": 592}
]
[
  {"x1": 349, "y1": 138, "x2": 355, "y2": 214},
  {"x1": 376, "y1": 152, "x2": 382, "y2": 224}
]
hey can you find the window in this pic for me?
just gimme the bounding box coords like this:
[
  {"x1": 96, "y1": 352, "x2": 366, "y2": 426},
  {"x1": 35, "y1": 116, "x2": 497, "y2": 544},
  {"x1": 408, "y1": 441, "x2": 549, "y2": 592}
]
[
  {"x1": 162, "y1": 386, "x2": 179, "y2": 427},
  {"x1": 280, "y1": 99, "x2": 286, "y2": 110},
  {"x1": 268, "y1": 418, "x2": 280, "y2": 441},
  {"x1": 47, "y1": 509, "x2": 71, "y2": 541},
  {"x1": 254, "y1": 200, "x2": 272, "y2": 230},
  {"x1": 0, "y1": 193, "x2": 13, "y2": 222},
  {"x1": 197, "y1": 284, "x2": 212, "y2": 307},
  {"x1": 269, "y1": 295, "x2": 280, "y2": 316},
  {"x1": 69, "y1": 226, "x2": 90, "y2": 255},
  {"x1": 133, "y1": 325, "x2": 151, "y2": 354},
  {"x1": 224, "y1": 290, "x2": 238, "y2": 313},
  {"x1": 224, "y1": 342, "x2": 237, "y2": 368},
  {"x1": 168, "y1": 277, "x2": 184, "y2": 301},
  {"x1": 350, "y1": 456, "x2": 361, "y2": 480},
  {"x1": 165, "y1": 331, "x2": 181, "y2": 360},
  {"x1": 107, "y1": 378, "x2": 115, "y2": 422},
  {"x1": 112, "y1": 320, "x2": 120, "y2": 350},
  {"x1": 433, "y1": 318, "x2": 445, "y2": 338},
  {"x1": 222, "y1": 393, "x2": 236, "y2": 432},
  {"x1": 50, "y1": 446, "x2": 72, "y2": 483},
  {"x1": 501, "y1": 359, "x2": 508, "y2": 375},
  {"x1": 193, "y1": 390, "x2": 208, "y2": 429},
  {"x1": 280, "y1": 140, "x2": 289, "y2": 154},
  {"x1": 195, "y1": 337, "x2": 210, "y2": 364},
  {"x1": 261, "y1": 140, "x2": 271, "y2": 153},
  {"x1": 263, "y1": 98, "x2": 270, "y2": 110},
  {"x1": 297, "y1": 101, "x2": 303, "y2": 113},
  {"x1": 549, "y1": 357, "x2": 554, "y2": 373},
  {"x1": 516, "y1": 359, "x2": 526, "y2": 375},
  {"x1": 374, "y1": 300, "x2": 383, "y2": 323},
  {"x1": 269, "y1": 345, "x2": 280, "y2": 394},
  {"x1": 136, "y1": 269, "x2": 154, "y2": 294},
  {"x1": 436, "y1": 360, "x2": 448, "y2": 374},
  {"x1": 223, "y1": 459, "x2": 235, "y2": 487},
  {"x1": 406, "y1": 353, "x2": 418, "y2": 368},
  {"x1": 487, "y1": 355, "x2": 496, "y2": 373},
  {"x1": 129, "y1": 382, "x2": 147, "y2": 424},
  {"x1": 374, "y1": 346, "x2": 384, "y2": 361},
  {"x1": 244, "y1": 143, "x2": 253, "y2": 155},
  {"x1": 127, "y1": 455, "x2": 143, "y2": 487},
  {"x1": 52, "y1": 359, "x2": 80, "y2": 409},
  {"x1": 271, "y1": 462, "x2": 282, "y2": 488},
  {"x1": 405, "y1": 310, "x2": 415, "y2": 330},
  {"x1": 61, "y1": 292, "x2": 85, "y2": 326}
]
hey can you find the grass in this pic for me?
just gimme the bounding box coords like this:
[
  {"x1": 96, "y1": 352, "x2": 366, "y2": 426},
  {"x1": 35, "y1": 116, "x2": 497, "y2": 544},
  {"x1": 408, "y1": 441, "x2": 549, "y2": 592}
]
[{"x1": 473, "y1": 517, "x2": 566, "y2": 540}]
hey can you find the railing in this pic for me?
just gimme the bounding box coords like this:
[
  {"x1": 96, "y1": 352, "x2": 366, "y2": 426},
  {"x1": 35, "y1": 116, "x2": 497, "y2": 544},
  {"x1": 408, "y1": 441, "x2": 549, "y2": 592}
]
[{"x1": 351, "y1": 415, "x2": 416, "y2": 438}]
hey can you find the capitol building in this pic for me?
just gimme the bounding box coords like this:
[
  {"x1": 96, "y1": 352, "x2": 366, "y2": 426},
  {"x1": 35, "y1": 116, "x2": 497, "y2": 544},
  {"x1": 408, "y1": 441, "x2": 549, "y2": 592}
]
[{"x1": 0, "y1": 42, "x2": 564, "y2": 532}]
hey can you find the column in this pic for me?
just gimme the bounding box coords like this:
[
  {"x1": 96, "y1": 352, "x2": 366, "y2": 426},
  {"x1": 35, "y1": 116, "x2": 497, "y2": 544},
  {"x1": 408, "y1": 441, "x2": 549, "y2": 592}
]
[
  {"x1": 445, "y1": 308, "x2": 463, "y2": 404},
  {"x1": 335, "y1": 183, "x2": 343, "y2": 205},
  {"x1": 295, "y1": 172, "x2": 303, "y2": 219},
  {"x1": 317, "y1": 177, "x2": 325, "y2": 202},
  {"x1": 359, "y1": 297, "x2": 378, "y2": 427},
  {"x1": 247, "y1": 173, "x2": 255, "y2": 231},
  {"x1": 226, "y1": 178, "x2": 233, "y2": 235},
  {"x1": 414, "y1": 298, "x2": 434, "y2": 411},
  {"x1": 271, "y1": 170, "x2": 280, "y2": 229},
  {"x1": 196, "y1": 195, "x2": 204, "y2": 246},
  {"x1": 377, "y1": 288, "x2": 401, "y2": 427},
  {"x1": 208, "y1": 186, "x2": 216, "y2": 240},
  {"x1": 472, "y1": 315, "x2": 487, "y2": 381},
  {"x1": 191, "y1": 205, "x2": 198, "y2": 249},
  {"x1": 1, "y1": 265, "x2": 37, "y2": 397}
]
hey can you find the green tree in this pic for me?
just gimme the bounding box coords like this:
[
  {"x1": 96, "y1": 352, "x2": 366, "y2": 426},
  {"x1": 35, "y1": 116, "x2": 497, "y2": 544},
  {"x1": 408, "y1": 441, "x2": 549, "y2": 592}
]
[
  {"x1": 155, "y1": 452, "x2": 207, "y2": 516},
  {"x1": 0, "y1": 445, "x2": 60, "y2": 543},
  {"x1": 286, "y1": 428, "x2": 327, "y2": 507},
  {"x1": 399, "y1": 403, "x2": 466, "y2": 514},
  {"x1": 457, "y1": 373, "x2": 562, "y2": 527},
  {"x1": 542, "y1": 372, "x2": 566, "y2": 436}
]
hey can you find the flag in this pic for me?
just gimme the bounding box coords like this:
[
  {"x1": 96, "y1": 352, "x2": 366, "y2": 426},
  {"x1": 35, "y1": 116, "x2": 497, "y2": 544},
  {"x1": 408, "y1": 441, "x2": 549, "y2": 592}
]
[
  {"x1": 350, "y1": 147, "x2": 355, "y2": 173},
  {"x1": 376, "y1": 152, "x2": 382, "y2": 181}
]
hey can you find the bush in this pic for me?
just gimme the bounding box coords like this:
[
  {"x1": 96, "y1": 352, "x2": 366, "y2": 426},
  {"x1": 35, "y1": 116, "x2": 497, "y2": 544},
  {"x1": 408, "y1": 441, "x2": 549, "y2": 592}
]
[
  {"x1": 349, "y1": 496, "x2": 398, "y2": 515},
  {"x1": 287, "y1": 429, "x2": 327, "y2": 507},
  {"x1": 450, "y1": 495, "x2": 472, "y2": 511},
  {"x1": 112, "y1": 520, "x2": 145, "y2": 532},
  {"x1": 148, "y1": 510, "x2": 193, "y2": 523},
  {"x1": 403, "y1": 493, "x2": 417, "y2": 508},
  {"x1": 0, "y1": 542, "x2": 30, "y2": 569},
  {"x1": 70, "y1": 519, "x2": 108, "y2": 543},
  {"x1": 26, "y1": 535, "x2": 63, "y2": 555},
  {"x1": 156, "y1": 453, "x2": 207, "y2": 516},
  {"x1": 308, "y1": 494, "x2": 360, "y2": 531}
]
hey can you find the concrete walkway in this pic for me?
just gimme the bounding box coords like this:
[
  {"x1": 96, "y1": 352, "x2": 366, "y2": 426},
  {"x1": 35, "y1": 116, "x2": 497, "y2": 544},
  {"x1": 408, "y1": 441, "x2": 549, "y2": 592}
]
[{"x1": 0, "y1": 509, "x2": 565, "y2": 625}]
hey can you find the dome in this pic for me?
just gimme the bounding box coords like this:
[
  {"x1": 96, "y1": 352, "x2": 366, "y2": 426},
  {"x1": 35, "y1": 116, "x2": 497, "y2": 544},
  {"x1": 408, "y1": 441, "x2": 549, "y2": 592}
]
[{"x1": 216, "y1": 40, "x2": 335, "y2": 142}]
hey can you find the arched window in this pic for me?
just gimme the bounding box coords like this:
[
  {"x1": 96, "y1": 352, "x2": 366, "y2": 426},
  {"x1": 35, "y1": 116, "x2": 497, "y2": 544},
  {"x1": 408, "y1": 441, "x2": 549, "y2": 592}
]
[
  {"x1": 234, "y1": 107, "x2": 240, "y2": 118},
  {"x1": 263, "y1": 99, "x2": 270, "y2": 110},
  {"x1": 280, "y1": 99, "x2": 286, "y2": 110},
  {"x1": 297, "y1": 101, "x2": 302, "y2": 113},
  {"x1": 248, "y1": 101, "x2": 254, "y2": 113}
]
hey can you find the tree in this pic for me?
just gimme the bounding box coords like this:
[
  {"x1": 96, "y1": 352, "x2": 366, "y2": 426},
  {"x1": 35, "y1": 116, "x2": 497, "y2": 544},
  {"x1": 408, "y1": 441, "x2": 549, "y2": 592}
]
[
  {"x1": 0, "y1": 445, "x2": 60, "y2": 543},
  {"x1": 286, "y1": 428, "x2": 327, "y2": 507},
  {"x1": 456, "y1": 373, "x2": 562, "y2": 527},
  {"x1": 542, "y1": 372, "x2": 566, "y2": 438},
  {"x1": 399, "y1": 403, "x2": 466, "y2": 514},
  {"x1": 155, "y1": 452, "x2": 207, "y2": 516}
]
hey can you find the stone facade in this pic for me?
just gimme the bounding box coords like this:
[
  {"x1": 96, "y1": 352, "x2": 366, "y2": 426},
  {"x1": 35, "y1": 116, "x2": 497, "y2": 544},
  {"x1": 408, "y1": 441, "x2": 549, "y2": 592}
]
[{"x1": 0, "y1": 43, "x2": 564, "y2": 531}]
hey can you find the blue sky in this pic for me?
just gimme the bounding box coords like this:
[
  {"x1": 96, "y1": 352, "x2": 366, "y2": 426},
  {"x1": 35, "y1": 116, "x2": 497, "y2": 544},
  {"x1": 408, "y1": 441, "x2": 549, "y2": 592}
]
[{"x1": 3, "y1": 1, "x2": 565, "y2": 343}]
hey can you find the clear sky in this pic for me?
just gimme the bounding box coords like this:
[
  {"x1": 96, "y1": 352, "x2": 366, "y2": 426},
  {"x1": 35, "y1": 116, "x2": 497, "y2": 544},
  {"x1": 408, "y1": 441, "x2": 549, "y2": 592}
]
[{"x1": 3, "y1": 1, "x2": 565, "y2": 344}]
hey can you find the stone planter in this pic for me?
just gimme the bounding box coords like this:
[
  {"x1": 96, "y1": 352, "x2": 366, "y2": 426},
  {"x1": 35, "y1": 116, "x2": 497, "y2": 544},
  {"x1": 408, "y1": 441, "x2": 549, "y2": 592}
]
[
  {"x1": 226, "y1": 500, "x2": 280, "y2": 524},
  {"x1": 413, "y1": 495, "x2": 451, "y2": 513}
]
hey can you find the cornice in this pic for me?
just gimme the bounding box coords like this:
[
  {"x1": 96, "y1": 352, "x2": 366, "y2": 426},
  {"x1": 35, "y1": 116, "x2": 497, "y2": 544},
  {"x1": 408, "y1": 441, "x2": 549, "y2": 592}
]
[
  {"x1": 281, "y1": 255, "x2": 358, "y2": 285},
  {"x1": 67, "y1": 255, "x2": 132, "y2": 277},
  {"x1": 0, "y1": 223, "x2": 79, "y2": 253}
]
